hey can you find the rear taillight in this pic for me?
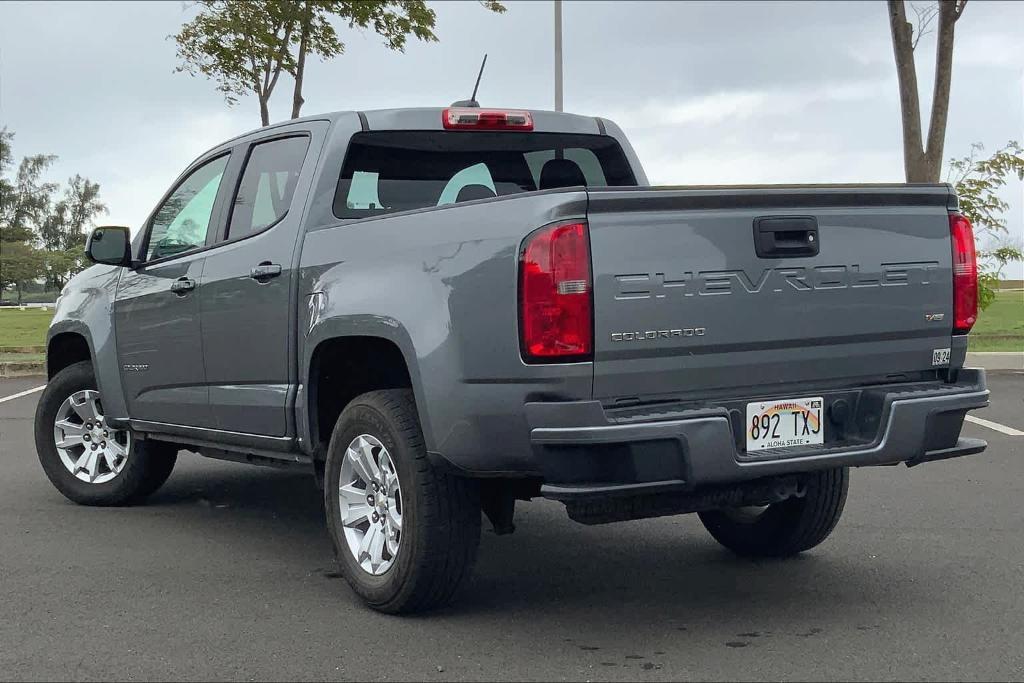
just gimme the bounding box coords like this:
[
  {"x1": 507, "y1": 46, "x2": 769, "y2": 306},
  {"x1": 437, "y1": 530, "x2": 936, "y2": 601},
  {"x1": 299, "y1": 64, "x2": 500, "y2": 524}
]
[
  {"x1": 519, "y1": 221, "x2": 593, "y2": 362},
  {"x1": 949, "y1": 212, "x2": 978, "y2": 333},
  {"x1": 442, "y1": 107, "x2": 534, "y2": 131}
]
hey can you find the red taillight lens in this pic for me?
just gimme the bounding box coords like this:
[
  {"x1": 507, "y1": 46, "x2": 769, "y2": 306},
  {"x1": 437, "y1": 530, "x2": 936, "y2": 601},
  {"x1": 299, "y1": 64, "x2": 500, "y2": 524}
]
[
  {"x1": 442, "y1": 107, "x2": 534, "y2": 131},
  {"x1": 519, "y1": 221, "x2": 593, "y2": 361},
  {"x1": 950, "y1": 212, "x2": 978, "y2": 333}
]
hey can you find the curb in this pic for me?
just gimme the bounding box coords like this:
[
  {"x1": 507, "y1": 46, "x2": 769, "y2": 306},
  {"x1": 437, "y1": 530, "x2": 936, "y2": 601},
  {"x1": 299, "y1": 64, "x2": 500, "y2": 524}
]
[
  {"x1": 967, "y1": 352, "x2": 1024, "y2": 371},
  {"x1": 0, "y1": 361, "x2": 46, "y2": 378}
]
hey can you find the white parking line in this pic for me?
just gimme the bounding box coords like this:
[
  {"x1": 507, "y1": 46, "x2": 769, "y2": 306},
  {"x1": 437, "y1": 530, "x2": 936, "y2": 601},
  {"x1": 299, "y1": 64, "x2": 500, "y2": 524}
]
[
  {"x1": 0, "y1": 385, "x2": 46, "y2": 404},
  {"x1": 965, "y1": 415, "x2": 1024, "y2": 437}
]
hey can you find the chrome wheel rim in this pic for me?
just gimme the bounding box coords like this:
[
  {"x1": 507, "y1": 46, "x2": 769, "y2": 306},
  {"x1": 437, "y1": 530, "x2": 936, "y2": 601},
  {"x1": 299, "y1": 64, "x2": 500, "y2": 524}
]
[
  {"x1": 338, "y1": 434, "x2": 403, "y2": 576},
  {"x1": 52, "y1": 389, "x2": 131, "y2": 484}
]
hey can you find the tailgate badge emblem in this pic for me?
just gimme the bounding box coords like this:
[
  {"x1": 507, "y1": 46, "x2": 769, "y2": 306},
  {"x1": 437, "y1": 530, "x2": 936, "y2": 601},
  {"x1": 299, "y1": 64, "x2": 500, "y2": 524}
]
[
  {"x1": 611, "y1": 328, "x2": 705, "y2": 342},
  {"x1": 925, "y1": 313, "x2": 945, "y2": 321}
]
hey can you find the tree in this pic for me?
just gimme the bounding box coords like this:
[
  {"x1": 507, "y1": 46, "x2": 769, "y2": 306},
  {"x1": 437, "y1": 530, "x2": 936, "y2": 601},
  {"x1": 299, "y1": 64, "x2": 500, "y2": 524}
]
[
  {"x1": 946, "y1": 141, "x2": 1024, "y2": 310},
  {"x1": 887, "y1": 0, "x2": 968, "y2": 182},
  {"x1": 0, "y1": 128, "x2": 13, "y2": 219},
  {"x1": 174, "y1": 1, "x2": 297, "y2": 127},
  {"x1": 0, "y1": 240, "x2": 44, "y2": 305},
  {"x1": 41, "y1": 175, "x2": 106, "y2": 252},
  {"x1": 39, "y1": 175, "x2": 107, "y2": 289},
  {"x1": 173, "y1": 1, "x2": 505, "y2": 127},
  {"x1": 0, "y1": 147, "x2": 57, "y2": 244},
  {"x1": 41, "y1": 249, "x2": 85, "y2": 292},
  {"x1": 0, "y1": 130, "x2": 106, "y2": 296}
]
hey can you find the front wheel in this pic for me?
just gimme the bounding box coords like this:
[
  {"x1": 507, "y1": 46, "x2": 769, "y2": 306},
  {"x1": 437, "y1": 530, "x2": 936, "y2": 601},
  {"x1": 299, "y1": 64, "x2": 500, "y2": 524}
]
[
  {"x1": 324, "y1": 389, "x2": 481, "y2": 613},
  {"x1": 34, "y1": 361, "x2": 178, "y2": 506},
  {"x1": 698, "y1": 468, "x2": 849, "y2": 558}
]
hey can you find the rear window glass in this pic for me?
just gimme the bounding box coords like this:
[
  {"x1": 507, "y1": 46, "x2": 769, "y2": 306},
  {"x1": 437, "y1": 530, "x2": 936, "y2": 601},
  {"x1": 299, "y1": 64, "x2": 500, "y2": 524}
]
[{"x1": 333, "y1": 131, "x2": 636, "y2": 219}]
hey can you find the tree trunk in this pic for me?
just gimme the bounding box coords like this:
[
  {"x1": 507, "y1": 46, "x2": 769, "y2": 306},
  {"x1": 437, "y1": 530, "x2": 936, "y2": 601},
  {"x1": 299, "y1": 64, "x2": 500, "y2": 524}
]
[
  {"x1": 259, "y1": 95, "x2": 270, "y2": 127},
  {"x1": 291, "y1": 2, "x2": 311, "y2": 120},
  {"x1": 923, "y1": 1, "x2": 958, "y2": 181},
  {"x1": 888, "y1": 0, "x2": 966, "y2": 183},
  {"x1": 15, "y1": 282, "x2": 22, "y2": 306},
  {"x1": 888, "y1": 0, "x2": 928, "y2": 182}
]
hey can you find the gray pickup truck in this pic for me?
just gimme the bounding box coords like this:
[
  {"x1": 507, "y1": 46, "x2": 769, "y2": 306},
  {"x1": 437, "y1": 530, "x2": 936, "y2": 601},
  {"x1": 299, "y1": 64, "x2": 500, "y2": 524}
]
[{"x1": 35, "y1": 106, "x2": 989, "y2": 613}]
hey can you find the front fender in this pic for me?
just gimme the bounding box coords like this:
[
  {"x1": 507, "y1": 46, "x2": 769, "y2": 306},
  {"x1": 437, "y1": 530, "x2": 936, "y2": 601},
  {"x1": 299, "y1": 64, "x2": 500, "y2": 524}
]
[{"x1": 47, "y1": 265, "x2": 129, "y2": 424}]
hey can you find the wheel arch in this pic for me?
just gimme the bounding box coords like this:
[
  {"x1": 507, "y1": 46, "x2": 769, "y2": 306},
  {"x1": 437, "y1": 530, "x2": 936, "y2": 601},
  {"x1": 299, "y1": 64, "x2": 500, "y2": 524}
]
[
  {"x1": 304, "y1": 331, "x2": 429, "y2": 458},
  {"x1": 46, "y1": 331, "x2": 92, "y2": 379},
  {"x1": 46, "y1": 319, "x2": 130, "y2": 424}
]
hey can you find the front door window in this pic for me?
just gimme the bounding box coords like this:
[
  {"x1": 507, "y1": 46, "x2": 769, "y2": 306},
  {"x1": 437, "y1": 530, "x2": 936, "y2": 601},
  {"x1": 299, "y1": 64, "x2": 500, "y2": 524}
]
[{"x1": 145, "y1": 155, "x2": 228, "y2": 261}]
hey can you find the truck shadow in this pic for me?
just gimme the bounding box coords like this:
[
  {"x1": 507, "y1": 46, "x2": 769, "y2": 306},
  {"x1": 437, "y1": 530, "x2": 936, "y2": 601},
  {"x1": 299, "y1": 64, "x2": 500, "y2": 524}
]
[{"x1": 147, "y1": 456, "x2": 937, "y2": 629}]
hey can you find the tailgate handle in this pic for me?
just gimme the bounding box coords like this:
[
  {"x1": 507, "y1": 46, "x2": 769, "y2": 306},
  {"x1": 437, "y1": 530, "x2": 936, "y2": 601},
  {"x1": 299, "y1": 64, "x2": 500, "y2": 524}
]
[{"x1": 753, "y1": 216, "x2": 819, "y2": 258}]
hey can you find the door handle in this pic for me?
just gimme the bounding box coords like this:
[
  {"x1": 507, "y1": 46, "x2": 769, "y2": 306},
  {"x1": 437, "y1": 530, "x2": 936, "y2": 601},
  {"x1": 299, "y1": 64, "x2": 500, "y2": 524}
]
[
  {"x1": 250, "y1": 262, "x2": 283, "y2": 282},
  {"x1": 170, "y1": 277, "x2": 196, "y2": 295},
  {"x1": 753, "y1": 216, "x2": 819, "y2": 258}
]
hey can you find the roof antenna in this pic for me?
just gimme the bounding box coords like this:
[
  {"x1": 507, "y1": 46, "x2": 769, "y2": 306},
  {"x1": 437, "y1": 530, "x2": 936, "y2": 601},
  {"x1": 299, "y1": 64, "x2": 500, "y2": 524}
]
[{"x1": 451, "y1": 54, "x2": 487, "y2": 108}]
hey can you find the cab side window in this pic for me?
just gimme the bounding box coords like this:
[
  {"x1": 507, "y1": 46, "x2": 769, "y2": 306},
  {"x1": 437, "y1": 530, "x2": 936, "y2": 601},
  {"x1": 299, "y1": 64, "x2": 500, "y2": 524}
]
[
  {"x1": 227, "y1": 136, "x2": 310, "y2": 240},
  {"x1": 146, "y1": 155, "x2": 229, "y2": 261}
]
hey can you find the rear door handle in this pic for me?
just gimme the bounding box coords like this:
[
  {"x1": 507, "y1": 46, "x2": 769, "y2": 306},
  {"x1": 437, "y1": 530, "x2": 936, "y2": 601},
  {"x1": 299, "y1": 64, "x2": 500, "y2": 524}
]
[
  {"x1": 250, "y1": 262, "x2": 282, "y2": 282},
  {"x1": 170, "y1": 277, "x2": 196, "y2": 295},
  {"x1": 753, "y1": 216, "x2": 819, "y2": 258}
]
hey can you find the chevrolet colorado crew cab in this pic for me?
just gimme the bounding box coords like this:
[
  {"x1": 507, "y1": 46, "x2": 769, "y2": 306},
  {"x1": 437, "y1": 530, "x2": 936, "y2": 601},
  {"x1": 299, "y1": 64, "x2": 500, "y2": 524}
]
[{"x1": 35, "y1": 106, "x2": 990, "y2": 613}]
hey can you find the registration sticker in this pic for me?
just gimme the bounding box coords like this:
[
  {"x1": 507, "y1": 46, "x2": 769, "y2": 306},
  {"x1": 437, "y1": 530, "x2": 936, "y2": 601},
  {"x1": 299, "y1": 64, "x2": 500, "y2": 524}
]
[{"x1": 746, "y1": 397, "x2": 824, "y2": 452}]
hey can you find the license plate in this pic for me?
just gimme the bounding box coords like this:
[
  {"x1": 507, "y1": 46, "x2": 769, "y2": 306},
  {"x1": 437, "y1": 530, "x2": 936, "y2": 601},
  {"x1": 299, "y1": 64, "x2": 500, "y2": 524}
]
[{"x1": 745, "y1": 397, "x2": 824, "y2": 452}]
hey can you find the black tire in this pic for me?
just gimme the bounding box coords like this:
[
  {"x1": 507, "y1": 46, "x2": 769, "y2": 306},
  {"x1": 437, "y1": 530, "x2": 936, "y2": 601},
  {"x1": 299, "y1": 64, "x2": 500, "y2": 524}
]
[
  {"x1": 324, "y1": 389, "x2": 481, "y2": 613},
  {"x1": 34, "y1": 361, "x2": 178, "y2": 506},
  {"x1": 698, "y1": 468, "x2": 849, "y2": 558}
]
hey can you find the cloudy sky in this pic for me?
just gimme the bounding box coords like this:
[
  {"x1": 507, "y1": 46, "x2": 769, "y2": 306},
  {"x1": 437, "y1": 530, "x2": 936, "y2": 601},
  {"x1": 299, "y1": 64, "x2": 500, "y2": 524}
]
[{"x1": 2, "y1": 0, "x2": 1022, "y2": 273}]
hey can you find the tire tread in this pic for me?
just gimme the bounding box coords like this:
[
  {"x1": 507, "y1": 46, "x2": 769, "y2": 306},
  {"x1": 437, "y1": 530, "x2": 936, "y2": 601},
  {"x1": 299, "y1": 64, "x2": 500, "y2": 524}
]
[
  {"x1": 34, "y1": 361, "x2": 178, "y2": 506},
  {"x1": 326, "y1": 389, "x2": 480, "y2": 613},
  {"x1": 698, "y1": 468, "x2": 849, "y2": 558}
]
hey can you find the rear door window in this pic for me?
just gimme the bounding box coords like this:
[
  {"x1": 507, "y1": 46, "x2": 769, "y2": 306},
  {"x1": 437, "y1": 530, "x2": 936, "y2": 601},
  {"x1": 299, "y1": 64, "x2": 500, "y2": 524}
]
[
  {"x1": 333, "y1": 131, "x2": 636, "y2": 219},
  {"x1": 227, "y1": 135, "x2": 310, "y2": 240}
]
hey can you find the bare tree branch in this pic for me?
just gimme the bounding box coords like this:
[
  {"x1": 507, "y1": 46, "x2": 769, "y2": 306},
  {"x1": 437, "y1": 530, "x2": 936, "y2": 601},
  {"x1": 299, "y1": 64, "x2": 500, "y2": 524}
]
[{"x1": 910, "y1": 2, "x2": 938, "y2": 50}]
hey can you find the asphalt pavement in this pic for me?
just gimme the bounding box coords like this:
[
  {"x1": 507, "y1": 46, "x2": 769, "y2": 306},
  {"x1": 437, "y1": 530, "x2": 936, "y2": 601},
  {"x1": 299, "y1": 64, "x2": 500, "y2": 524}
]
[{"x1": 1, "y1": 373, "x2": 1023, "y2": 681}]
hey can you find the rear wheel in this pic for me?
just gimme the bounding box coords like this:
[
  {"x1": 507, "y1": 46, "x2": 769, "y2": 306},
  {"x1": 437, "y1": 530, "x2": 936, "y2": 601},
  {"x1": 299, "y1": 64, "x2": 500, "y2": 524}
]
[
  {"x1": 324, "y1": 389, "x2": 480, "y2": 613},
  {"x1": 698, "y1": 468, "x2": 849, "y2": 557},
  {"x1": 34, "y1": 361, "x2": 178, "y2": 506}
]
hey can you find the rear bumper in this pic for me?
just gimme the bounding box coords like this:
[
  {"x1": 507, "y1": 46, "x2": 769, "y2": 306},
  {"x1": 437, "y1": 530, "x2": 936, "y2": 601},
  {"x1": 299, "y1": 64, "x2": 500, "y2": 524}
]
[{"x1": 528, "y1": 369, "x2": 989, "y2": 501}]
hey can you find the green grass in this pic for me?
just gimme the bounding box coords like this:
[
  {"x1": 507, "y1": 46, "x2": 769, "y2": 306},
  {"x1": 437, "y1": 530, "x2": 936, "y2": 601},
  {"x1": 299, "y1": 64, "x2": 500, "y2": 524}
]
[
  {"x1": 0, "y1": 308, "x2": 55, "y2": 348},
  {"x1": 972, "y1": 290, "x2": 1024, "y2": 352}
]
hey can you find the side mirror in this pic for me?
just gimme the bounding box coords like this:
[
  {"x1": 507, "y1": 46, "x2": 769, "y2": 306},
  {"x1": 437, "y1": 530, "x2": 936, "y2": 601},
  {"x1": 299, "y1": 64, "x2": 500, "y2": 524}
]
[{"x1": 85, "y1": 226, "x2": 132, "y2": 266}]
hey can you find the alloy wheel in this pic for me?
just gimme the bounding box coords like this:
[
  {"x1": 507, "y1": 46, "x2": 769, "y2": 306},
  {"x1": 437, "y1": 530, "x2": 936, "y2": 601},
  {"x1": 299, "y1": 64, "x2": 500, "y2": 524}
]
[
  {"x1": 337, "y1": 434, "x2": 403, "y2": 575},
  {"x1": 52, "y1": 389, "x2": 131, "y2": 484}
]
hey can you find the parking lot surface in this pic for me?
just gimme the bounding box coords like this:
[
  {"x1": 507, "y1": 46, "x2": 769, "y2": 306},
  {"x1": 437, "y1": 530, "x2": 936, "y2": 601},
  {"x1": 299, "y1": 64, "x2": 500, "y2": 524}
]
[{"x1": 1, "y1": 373, "x2": 1022, "y2": 681}]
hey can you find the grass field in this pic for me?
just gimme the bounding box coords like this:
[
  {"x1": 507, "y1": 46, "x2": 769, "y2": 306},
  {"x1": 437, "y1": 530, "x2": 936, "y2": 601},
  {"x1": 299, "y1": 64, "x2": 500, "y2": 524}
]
[
  {"x1": 0, "y1": 308, "x2": 53, "y2": 349},
  {"x1": 0, "y1": 292, "x2": 1020, "y2": 353},
  {"x1": 971, "y1": 290, "x2": 1024, "y2": 351}
]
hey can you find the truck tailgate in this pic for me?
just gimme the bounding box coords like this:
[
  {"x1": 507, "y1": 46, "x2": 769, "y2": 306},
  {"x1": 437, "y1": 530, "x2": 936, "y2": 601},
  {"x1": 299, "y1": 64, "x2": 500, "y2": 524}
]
[{"x1": 587, "y1": 185, "x2": 957, "y2": 401}]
